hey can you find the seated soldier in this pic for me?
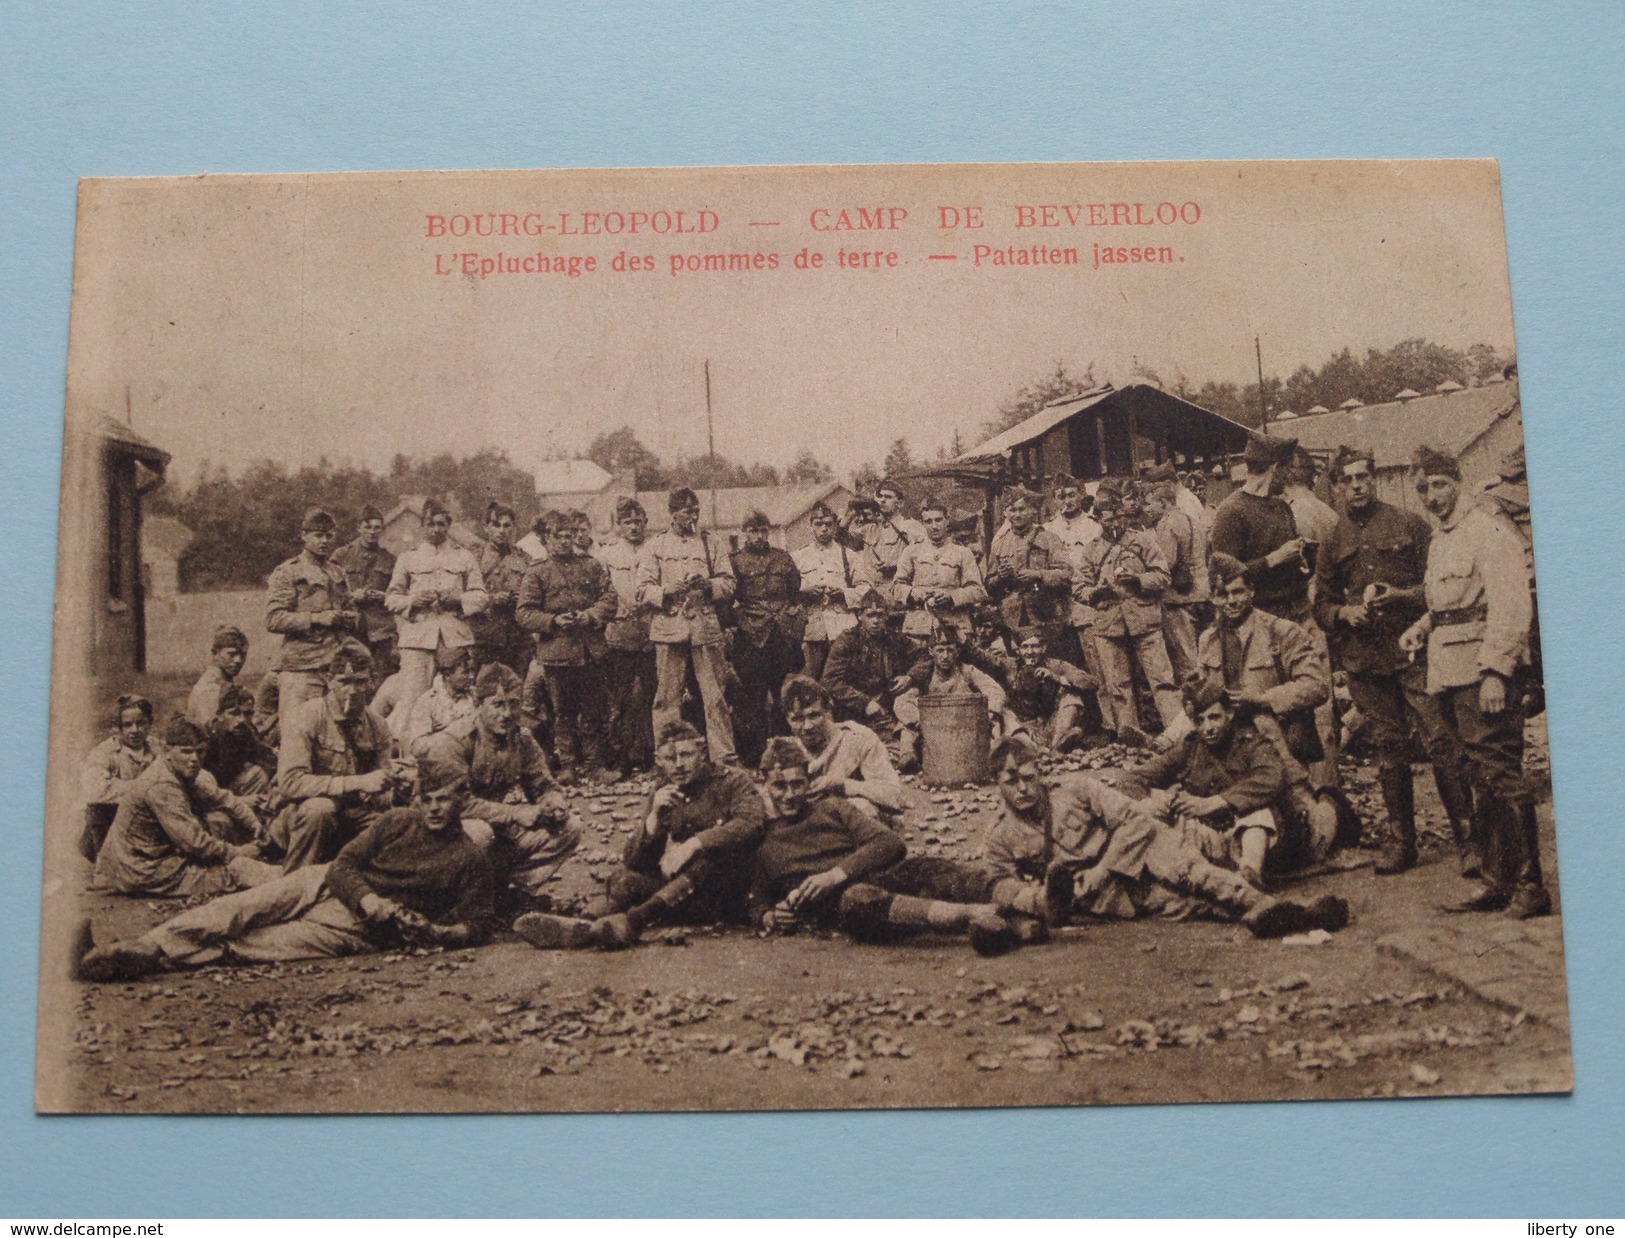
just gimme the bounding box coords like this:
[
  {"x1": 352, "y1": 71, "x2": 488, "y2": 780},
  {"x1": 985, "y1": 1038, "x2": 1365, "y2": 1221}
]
[
  {"x1": 820, "y1": 589, "x2": 926, "y2": 772},
  {"x1": 79, "y1": 693, "x2": 161, "y2": 861},
  {"x1": 1001, "y1": 626, "x2": 1097, "y2": 752},
  {"x1": 396, "y1": 644, "x2": 478, "y2": 745},
  {"x1": 984, "y1": 733, "x2": 1348, "y2": 935},
  {"x1": 512, "y1": 721, "x2": 765, "y2": 951},
  {"x1": 751, "y1": 738, "x2": 1067, "y2": 956},
  {"x1": 779, "y1": 675, "x2": 905, "y2": 819},
  {"x1": 92, "y1": 717, "x2": 280, "y2": 898},
  {"x1": 74, "y1": 760, "x2": 496, "y2": 981},
  {"x1": 893, "y1": 626, "x2": 1007, "y2": 765},
  {"x1": 271, "y1": 640, "x2": 415, "y2": 871},
  {"x1": 202, "y1": 684, "x2": 278, "y2": 805},
  {"x1": 411, "y1": 663, "x2": 581, "y2": 914},
  {"x1": 1119, "y1": 680, "x2": 1319, "y2": 888},
  {"x1": 186, "y1": 626, "x2": 250, "y2": 726}
]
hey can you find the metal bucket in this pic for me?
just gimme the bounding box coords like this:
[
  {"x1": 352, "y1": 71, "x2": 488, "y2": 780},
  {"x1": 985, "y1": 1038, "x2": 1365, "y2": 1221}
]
[{"x1": 917, "y1": 692, "x2": 992, "y2": 786}]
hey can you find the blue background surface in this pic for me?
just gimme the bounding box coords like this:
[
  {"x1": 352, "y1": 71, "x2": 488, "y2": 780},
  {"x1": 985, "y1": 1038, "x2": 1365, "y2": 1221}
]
[{"x1": 2, "y1": 0, "x2": 1622, "y2": 1217}]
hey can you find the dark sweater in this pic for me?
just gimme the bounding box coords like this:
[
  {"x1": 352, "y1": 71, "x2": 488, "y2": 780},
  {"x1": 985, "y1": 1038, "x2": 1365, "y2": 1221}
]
[
  {"x1": 623, "y1": 765, "x2": 767, "y2": 872},
  {"x1": 325, "y1": 808, "x2": 496, "y2": 940},
  {"x1": 1210, "y1": 489, "x2": 1307, "y2": 615},
  {"x1": 749, "y1": 797, "x2": 908, "y2": 912}
]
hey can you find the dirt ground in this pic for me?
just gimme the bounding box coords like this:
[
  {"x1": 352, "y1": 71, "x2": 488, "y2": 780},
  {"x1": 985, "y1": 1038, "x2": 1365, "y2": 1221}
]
[{"x1": 49, "y1": 721, "x2": 1572, "y2": 1115}]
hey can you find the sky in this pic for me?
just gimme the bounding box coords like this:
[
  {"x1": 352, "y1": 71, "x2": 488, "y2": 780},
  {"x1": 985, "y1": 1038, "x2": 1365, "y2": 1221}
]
[{"x1": 65, "y1": 159, "x2": 1517, "y2": 486}]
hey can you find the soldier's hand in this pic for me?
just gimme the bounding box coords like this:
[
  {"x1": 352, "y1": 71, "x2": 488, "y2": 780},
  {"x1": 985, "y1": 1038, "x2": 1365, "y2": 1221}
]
[
  {"x1": 758, "y1": 904, "x2": 799, "y2": 934},
  {"x1": 650, "y1": 784, "x2": 687, "y2": 815},
  {"x1": 358, "y1": 893, "x2": 404, "y2": 923},
  {"x1": 1398, "y1": 624, "x2": 1427, "y2": 656},
  {"x1": 786, "y1": 867, "x2": 848, "y2": 910},
  {"x1": 1340, "y1": 602, "x2": 1370, "y2": 628},
  {"x1": 659, "y1": 836, "x2": 702, "y2": 879},
  {"x1": 1266, "y1": 537, "x2": 1308, "y2": 569},
  {"x1": 351, "y1": 768, "x2": 394, "y2": 796},
  {"x1": 1479, "y1": 674, "x2": 1508, "y2": 716}
]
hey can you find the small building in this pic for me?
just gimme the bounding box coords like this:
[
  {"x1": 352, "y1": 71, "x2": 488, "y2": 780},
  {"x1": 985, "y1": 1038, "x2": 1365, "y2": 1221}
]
[
  {"x1": 89, "y1": 417, "x2": 170, "y2": 677},
  {"x1": 530, "y1": 458, "x2": 616, "y2": 496},
  {"x1": 1283, "y1": 379, "x2": 1523, "y2": 514},
  {"x1": 378, "y1": 495, "x2": 486, "y2": 557},
  {"x1": 141, "y1": 515, "x2": 194, "y2": 601}
]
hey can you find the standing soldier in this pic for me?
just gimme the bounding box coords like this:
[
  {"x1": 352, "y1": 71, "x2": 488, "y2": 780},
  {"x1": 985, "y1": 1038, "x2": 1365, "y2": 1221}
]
[
  {"x1": 333, "y1": 505, "x2": 398, "y2": 677},
  {"x1": 470, "y1": 501, "x2": 533, "y2": 674},
  {"x1": 1400, "y1": 446, "x2": 1547, "y2": 918},
  {"x1": 892, "y1": 495, "x2": 988, "y2": 641},
  {"x1": 599, "y1": 498, "x2": 657, "y2": 775},
  {"x1": 985, "y1": 484, "x2": 1073, "y2": 651},
  {"x1": 1072, "y1": 495, "x2": 1182, "y2": 740},
  {"x1": 1316, "y1": 445, "x2": 1473, "y2": 875},
  {"x1": 265, "y1": 507, "x2": 359, "y2": 730},
  {"x1": 517, "y1": 510, "x2": 618, "y2": 783},
  {"x1": 1210, "y1": 434, "x2": 1311, "y2": 622},
  {"x1": 635, "y1": 487, "x2": 739, "y2": 766},
  {"x1": 384, "y1": 498, "x2": 489, "y2": 725},
  {"x1": 856, "y1": 480, "x2": 926, "y2": 586},
  {"x1": 793, "y1": 500, "x2": 873, "y2": 681},
  {"x1": 728, "y1": 511, "x2": 804, "y2": 767},
  {"x1": 1045, "y1": 473, "x2": 1106, "y2": 690},
  {"x1": 1141, "y1": 480, "x2": 1207, "y2": 684}
]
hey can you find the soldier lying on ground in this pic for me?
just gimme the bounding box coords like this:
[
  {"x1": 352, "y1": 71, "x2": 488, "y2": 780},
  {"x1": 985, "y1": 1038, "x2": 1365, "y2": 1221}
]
[
  {"x1": 73, "y1": 759, "x2": 497, "y2": 982},
  {"x1": 92, "y1": 717, "x2": 282, "y2": 899},
  {"x1": 984, "y1": 732, "x2": 1348, "y2": 937},
  {"x1": 749, "y1": 738, "x2": 1070, "y2": 956},
  {"x1": 513, "y1": 720, "x2": 766, "y2": 951}
]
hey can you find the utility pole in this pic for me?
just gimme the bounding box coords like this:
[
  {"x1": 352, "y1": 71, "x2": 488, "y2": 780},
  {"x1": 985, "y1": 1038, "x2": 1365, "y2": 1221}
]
[
  {"x1": 704, "y1": 359, "x2": 719, "y2": 530},
  {"x1": 1254, "y1": 336, "x2": 1268, "y2": 429}
]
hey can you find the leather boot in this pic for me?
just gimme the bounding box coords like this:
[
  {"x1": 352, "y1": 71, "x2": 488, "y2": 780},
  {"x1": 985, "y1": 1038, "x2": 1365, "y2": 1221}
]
[
  {"x1": 1374, "y1": 764, "x2": 1418, "y2": 874},
  {"x1": 1434, "y1": 765, "x2": 1480, "y2": 877}
]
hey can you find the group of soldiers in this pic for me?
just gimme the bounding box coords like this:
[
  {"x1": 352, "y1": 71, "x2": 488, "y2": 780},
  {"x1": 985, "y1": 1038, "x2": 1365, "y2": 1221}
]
[{"x1": 70, "y1": 429, "x2": 1549, "y2": 985}]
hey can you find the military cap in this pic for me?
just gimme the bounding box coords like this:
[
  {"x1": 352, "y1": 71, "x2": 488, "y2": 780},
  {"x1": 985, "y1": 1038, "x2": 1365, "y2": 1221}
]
[
  {"x1": 473, "y1": 662, "x2": 523, "y2": 701},
  {"x1": 484, "y1": 500, "x2": 516, "y2": 524},
  {"x1": 163, "y1": 716, "x2": 207, "y2": 748},
  {"x1": 808, "y1": 500, "x2": 837, "y2": 521},
  {"x1": 417, "y1": 757, "x2": 470, "y2": 794},
  {"x1": 614, "y1": 496, "x2": 647, "y2": 521},
  {"x1": 1051, "y1": 472, "x2": 1080, "y2": 492},
  {"x1": 742, "y1": 509, "x2": 771, "y2": 532},
  {"x1": 1014, "y1": 625, "x2": 1045, "y2": 646},
  {"x1": 301, "y1": 507, "x2": 337, "y2": 532},
  {"x1": 1330, "y1": 444, "x2": 1375, "y2": 476},
  {"x1": 1002, "y1": 484, "x2": 1041, "y2": 508},
  {"x1": 434, "y1": 644, "x2": 474, "y2": 672},
  {"x1": 1183, "y1": 675, "x2": 1233, "y2": 717},
  {"x1": 1413, "y1": 445, "x2": 1462, "y2": 480},
  {"x1": 1241, "y1": 434, "x2": 1280, "y2": 469},
  {"x1": 857, "y1": 587, "x2": 892, "y2": 612},
  {"x1": 325, "y1": 639, "x2": 375, "y2": 675},
  {"x1": 656, "y1": 719, "x2": 704, "y2": 747},
  {"x1": 421, "y1": 497, "x2": 451, "y2": 522},
  {"x1": 210, "y1": 625, "x2": 248, "y2": 652},
  {"x1": 989, "y1": 732, "x2": 1043, "y2": 773},
  {"x1": 1144, "y1": 462, "x2": 1177, "y2": 483},
  {"x1": 668, "y1": 487, "x2": 700, "y2": 512},
  {"x1": 917, "y1": 492, "x2": 949, "y2": 517},
  {"x1": 1208, "y1": 552, "x2": 1248, "y2": 589},
  {"x1": 358, "y1": 505, "x2": 385, "y2": 523}
]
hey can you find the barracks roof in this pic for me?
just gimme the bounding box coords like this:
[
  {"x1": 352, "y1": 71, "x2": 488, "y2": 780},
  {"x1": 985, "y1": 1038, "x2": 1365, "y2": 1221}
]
[{"x1": 1281, "y1": 380, "x2": 1520, "y2": 469}]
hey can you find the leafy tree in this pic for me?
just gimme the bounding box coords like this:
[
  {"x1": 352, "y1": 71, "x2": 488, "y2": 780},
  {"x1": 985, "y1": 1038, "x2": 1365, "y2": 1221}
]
[
  {"x1": 784, "y1": 450, "x2": 835, "y2": 485},
  {"x1": 982, "y1": 360, "x2": 1099, "y2": 438},
  {"x1": 585, "y1": 426, "x2": 666, "y2": 489},
  {"x1": 882, "y1": 437, "x2": 914, "y2": 478},
  {"x1": 851, "y1": 461, "x2": 881, "y2": 494}
]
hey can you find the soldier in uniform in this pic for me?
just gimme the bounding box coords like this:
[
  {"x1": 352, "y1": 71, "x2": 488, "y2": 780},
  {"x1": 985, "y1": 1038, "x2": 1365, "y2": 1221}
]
[
  {"x1": 855, "y1": 480, "x2": 925, "y2": 585},
  {"x1": 728, "y1": 510, "x2": 804, "y2": 767},
  {"x1": 892, "y1": 495, "x2": 988, "y2": 640},
  {"x1": 516, "y1": 510, "x2": 618, "y2": 782},
  {"x1": 332, "y1": 505, "x2": 398, "y2": 676},
  {"x1": 985, "y1": 484, "x2": 1073, "y2": 653},
  {"x1": 1315, "y1": 445, "x2": 1473, "y2": 875},
  {"x1": 1400, "y1": 446, "x2": 1547, "y2": 918},
  {"x1": 470, "y1": 501, "x2": 534, "y2": 674},
  {"x1": 635, "y1": 487, "x2": 739, "y2": 766},
  {"x1": 1141, "y1": 480, "x2": 1207, "y2": 684},
  {"x1": 820, "y1": 589, "x2": 927, "y2": 771},
  {"x1": 265, "y1": 507, "x2": 360, "y2": 730},
  {"x1": 599, "y1": 498, "x2": 657, "y2": 774},
  {"x1": 792, "y1": 500, "x2": 873, "y2": 681},
  {"x1": 384, "y1": 498, "x2": 489, "y2": 724},
  {"x1": 1071, "y1": 495, "x2": 1182, "y2": 739},
  {"x1": 1209, "y1": 434, "x2": 1312, "y2": 623}
]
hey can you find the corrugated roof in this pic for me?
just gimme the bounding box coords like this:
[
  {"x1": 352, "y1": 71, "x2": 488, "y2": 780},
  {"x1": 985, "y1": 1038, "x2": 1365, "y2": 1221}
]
[
  {"x1": 1281, "y1": 381, "x2": 1520, "y2": 469},
  {"x1": 956, "y1": 387, "x2": 1116, "y2": 461}
]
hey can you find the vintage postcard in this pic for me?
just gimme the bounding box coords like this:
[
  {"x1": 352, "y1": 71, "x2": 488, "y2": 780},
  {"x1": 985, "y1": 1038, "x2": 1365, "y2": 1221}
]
[{"x1": 37, "y1": 160, "x2": 1571, "y2": 1113}]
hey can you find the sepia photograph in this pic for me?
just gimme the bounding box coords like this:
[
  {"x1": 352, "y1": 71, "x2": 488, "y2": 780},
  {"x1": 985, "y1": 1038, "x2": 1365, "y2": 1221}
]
[{"x1": 36, "y1": 159, "x2": 1571, "y2": 1114}]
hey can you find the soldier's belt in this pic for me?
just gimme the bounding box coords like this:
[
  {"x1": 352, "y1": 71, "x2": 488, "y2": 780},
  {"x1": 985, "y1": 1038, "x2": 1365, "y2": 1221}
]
[{"x1": 1431, "y1": 603, "x2": 1488, "y2": 627}]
